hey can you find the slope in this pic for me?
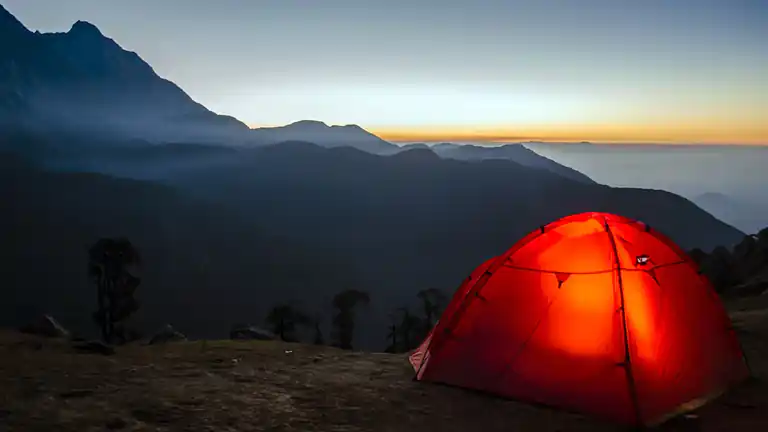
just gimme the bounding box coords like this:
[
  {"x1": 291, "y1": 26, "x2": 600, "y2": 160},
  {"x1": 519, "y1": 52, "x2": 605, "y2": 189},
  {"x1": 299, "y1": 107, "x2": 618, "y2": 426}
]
[
  {"x1": 0, "y1": 153, "x2": 356, "y2": 340},
  {"x1": 154, "y1": 143, "x2": 743, "y2": 347}
]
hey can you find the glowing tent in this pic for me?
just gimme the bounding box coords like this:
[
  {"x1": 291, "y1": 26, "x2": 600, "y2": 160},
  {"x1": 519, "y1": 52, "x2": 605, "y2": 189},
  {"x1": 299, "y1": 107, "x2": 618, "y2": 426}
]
[{"x1": 410, "y1": 212, "x2": 749, "y2": 426}]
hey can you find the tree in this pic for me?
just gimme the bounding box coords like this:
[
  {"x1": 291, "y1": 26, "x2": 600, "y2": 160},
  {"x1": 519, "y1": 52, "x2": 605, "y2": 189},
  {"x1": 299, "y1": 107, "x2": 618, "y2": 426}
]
[
  {"x1": 702, "y1": 246, "x2": 737, "y2": 293},
  {"x1": 385, "y1": 320, "x2": 398, "y2": 353},
  {"x1": 265, "y1": 303, "x2": 312, "y2": 342},
  {"x1": 688, "y1": 248, "x2": 708, "y2": 267},
  {"x1": 331, "y1": 289, "x2": 370, "y2": 350},
  {"x1": 416, "y1": 288, "x2": 447, "y2": 330},
  {"x1": 732, "y1": 235, "x2": 765, "y2": 282},
  {"x1": 313, "y1": 317, "x2": 325, "y2": 345},
  {"x1": 385, "y1": 307, "x2": 425, "y2": 353},
  {"x1": 757, "y1": 227, "x2": 768, "y2": 247},
  {"x1": 399, "y1": 307, "x2": 424, "y2": 352},
  {"x1": 88, "y1": 238, "x2": 141, "y2": 344}
]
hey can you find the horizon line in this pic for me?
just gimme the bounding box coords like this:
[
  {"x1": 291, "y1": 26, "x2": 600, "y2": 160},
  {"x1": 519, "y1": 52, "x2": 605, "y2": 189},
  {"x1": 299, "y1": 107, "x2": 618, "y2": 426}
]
[{"x1": 245, "y1": 122, "x2": 768, "y2": 146}]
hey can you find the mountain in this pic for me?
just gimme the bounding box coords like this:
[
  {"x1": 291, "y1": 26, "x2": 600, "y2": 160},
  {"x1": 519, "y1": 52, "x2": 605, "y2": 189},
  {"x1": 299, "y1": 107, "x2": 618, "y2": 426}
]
[
  {"x1": 0, "y1": 5, "x2": 749, "y2": 350},
  {"x1": 0, "y1": 4, "x2": 596, "y2": 189},
  {"x1": 249, "y1": 120, "x2": 398, "y2": 154},
  {"x1": 692, "y1": 192, "x2": 768, "y2": 235},
  {"x1": 0, "y1": 152, "x2": 356, "y2": 341},
  {"x1": 0, "y1": 5, "x2": 249, "y2": 143},
  {"x1": 429, "y1": 143, "x2": 595, "y2": 183},
  {"x1": 396, "y1": 143, "x2": 431, "y2": 151},
  {"x1": 16, "y1": 136, "x2": 741, "y2": 348},
  {"x1": 164, "y1": 142, "x2": 741, "y2": 254},
  {"x1": 147, "y1": 142, "x2": 741, "y2": 347}
]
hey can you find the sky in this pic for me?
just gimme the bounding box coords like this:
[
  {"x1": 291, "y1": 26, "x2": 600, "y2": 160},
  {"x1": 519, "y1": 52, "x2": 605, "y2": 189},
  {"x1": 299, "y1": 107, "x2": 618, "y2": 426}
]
[{"x1": 4, "y1": 0, "x2": 768, "y2": 144}]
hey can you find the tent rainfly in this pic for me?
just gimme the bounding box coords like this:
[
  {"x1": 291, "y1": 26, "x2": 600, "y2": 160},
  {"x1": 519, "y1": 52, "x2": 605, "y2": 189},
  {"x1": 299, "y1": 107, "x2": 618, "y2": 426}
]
[{"x1": 410, "y1": 212, "x2": 749, "y2": 427}]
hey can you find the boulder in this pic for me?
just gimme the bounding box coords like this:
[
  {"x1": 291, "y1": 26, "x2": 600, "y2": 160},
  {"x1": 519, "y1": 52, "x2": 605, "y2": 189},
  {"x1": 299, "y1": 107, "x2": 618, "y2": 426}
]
[
  {"x1": 19, "y1": 314, "x2": 70, "y2": 338},
  {"x1": 230, "y1": 325, "x2": 276, "y2": 341},
  {"x1": 148, "y1": 324, "x2": 187, "y2": 345}
]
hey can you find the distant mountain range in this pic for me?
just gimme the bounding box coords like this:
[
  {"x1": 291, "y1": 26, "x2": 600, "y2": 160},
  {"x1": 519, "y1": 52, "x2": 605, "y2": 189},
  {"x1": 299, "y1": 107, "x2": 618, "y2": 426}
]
[
  {"x1": 0, "y1": 4, "x2": 599, "y2": 182},
  {"x1": 0, "y1": 5, "x2": 753, "y2": 348},
  {"x1": 404, "y1": 143, "x2": 595, "y2": 183},
  {"x1": 250, "y1": 120, "x2": 397, "y2": 154}
]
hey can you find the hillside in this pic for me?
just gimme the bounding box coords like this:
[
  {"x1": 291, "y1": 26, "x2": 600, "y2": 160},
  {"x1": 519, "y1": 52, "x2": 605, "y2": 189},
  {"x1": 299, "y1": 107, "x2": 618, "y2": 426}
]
[
  {"x1": 0, "y1": 133, "x2": 746, "y2": 350},
  {"x1": 1, "y1": 301, "x2": 766, "y2": 431},
  {"x1": 157, "y1": 142, "x2": 743, "y2": 347},
  {"x1": 0, "y1": 153, "x2": 356, "y2": 341}
]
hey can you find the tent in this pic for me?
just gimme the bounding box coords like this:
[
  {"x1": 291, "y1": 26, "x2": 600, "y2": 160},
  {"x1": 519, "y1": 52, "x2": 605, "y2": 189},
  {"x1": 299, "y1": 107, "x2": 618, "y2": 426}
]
[{"x1": 409, "y1": 212, "x2": 749, "y2": 426}]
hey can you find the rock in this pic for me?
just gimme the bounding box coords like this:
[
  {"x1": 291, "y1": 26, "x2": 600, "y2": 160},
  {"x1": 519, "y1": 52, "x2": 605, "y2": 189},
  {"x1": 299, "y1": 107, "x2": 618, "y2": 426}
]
[
  {"x1": 19, "y1": 314, "x2": 70, "y2": 338},
  {"x1": 148, "y1": 324, "x2": 186, "y2": 345},
  {"x1": 230, "y1": 325, "x2": 276, "y2": 341},
  {"x1": 73, "y1": 340, "x2": 115, "y2": 356}
]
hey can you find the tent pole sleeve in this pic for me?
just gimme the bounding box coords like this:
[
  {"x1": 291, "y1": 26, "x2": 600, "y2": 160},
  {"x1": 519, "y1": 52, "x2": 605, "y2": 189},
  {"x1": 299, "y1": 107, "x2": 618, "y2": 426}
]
[{"x1": 604, "y1": 220, "x2": 644, "y2": 427}]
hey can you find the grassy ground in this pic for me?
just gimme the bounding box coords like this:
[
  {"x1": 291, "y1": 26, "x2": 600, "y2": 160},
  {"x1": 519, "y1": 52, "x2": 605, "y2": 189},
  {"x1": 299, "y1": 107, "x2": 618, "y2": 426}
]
[{"x1": 1, "y1": 302, "x2": 767, "y2": 432}]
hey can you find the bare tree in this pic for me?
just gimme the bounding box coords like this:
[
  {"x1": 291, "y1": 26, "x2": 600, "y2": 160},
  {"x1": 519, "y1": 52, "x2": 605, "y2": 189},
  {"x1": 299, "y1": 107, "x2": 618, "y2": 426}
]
[
  {"x1": 265, "y1": 303, "x2": 312, "y2": 342},
  {"x1": 88, "y1": 238, "x2": 141, "y2": 344}
]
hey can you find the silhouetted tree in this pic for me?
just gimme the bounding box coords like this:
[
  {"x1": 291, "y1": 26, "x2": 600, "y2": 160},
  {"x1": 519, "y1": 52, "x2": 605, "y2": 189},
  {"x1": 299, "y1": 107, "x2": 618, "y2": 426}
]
[
  {"x1": 732, "y1": 235, "x2": 765, "y2": 282},
  {"x1": 696, "y1": 245, "x2": 738, "y2": 293},
  {"x1": 689, "y1": 228, "x2": 768, "y2": 296},
  {"x1": 88, "y1": 238, "x2": 141, "y2": 344},
  {"x1": 265, "y1": 303, "x2": 312, "y2": 342},
  {"x1": 688, "y1": 248, "x2": 707, "y2": 267},
  {"x1": 313, "y1": 316, "x2": 325, "y2": 345},
  {"x1": 385, "y1": 321, "x2": 398, "y2": 353},
  {"x1": 399, "y1": 307, "x2": 424, "y2": 352},
  {"x1": 385, "y1": 307, "x2": 425, "y2": 353},
  {"x1": 417, "y1": 288, "x2": 447, "y2": 330},
  {"x1": 331, "y1": 289, "x2": 370, "y2": 350},
  {"x1": 758, "y1": 228, "x2": 768, "y2": 249}
]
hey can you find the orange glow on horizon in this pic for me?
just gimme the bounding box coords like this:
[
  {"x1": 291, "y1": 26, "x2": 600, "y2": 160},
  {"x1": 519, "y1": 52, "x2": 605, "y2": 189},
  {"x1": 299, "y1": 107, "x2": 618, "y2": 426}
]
[
  {"x1": 369, "y1": 123, "x2": 768, "y2": 145},
  {"x1": 247, "y1": 122, "x2": 768, "y2": 145}
]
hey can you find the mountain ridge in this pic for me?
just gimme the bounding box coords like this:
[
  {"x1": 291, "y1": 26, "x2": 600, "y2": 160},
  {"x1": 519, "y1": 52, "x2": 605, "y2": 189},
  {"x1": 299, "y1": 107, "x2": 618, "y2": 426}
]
[
  {"x1": 0, "y1": 6, "x2": 596, "y2": 183},
  {"x1": 250, "y1": 120, "x2": 398, "y2": 154},
  {"x1": 0, "y1": 7, "x2": 251, "y2": 143}
]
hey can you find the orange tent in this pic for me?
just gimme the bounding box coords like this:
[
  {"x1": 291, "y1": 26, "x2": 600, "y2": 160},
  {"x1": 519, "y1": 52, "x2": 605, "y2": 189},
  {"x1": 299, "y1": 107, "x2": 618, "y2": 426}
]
[{"x1": 410, "y1": 212, "x2": 749, "y2": 426}]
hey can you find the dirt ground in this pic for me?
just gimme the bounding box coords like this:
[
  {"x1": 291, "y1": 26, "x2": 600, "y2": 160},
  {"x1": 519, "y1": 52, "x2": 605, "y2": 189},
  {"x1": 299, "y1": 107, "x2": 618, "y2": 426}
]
[{"x1": 1, "y1": 301, "x2": 767, "y2": 432}]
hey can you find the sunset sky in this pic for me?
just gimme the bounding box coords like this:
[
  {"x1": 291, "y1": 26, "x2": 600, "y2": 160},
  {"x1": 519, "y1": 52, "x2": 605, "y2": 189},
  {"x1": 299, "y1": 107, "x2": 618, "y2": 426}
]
[{"x1": 4, "y1": 0, "x2": 767, "y2": 144}]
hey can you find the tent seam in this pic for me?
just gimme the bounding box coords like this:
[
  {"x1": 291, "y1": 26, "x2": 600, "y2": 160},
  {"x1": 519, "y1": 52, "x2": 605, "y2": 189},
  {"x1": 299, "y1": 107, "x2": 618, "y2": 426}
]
[{"x1": 604, "y1": 218, "x2": 644, "y2": 427}]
